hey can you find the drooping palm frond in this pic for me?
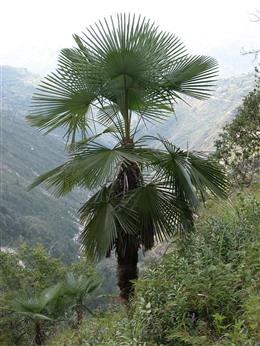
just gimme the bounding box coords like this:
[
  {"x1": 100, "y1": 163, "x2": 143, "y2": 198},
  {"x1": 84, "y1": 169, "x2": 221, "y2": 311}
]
[
  {"x1": 79, "y1": 178, "x2": 194, "y2": 260},
  {"x1": 187, "y1": 152, "x2": 229, "y2": 200},
  {"x1": 140, "y1": 137, "x2": 229, "y2": 205},
  {"x1": 28, "y1": 142, "x2": 145, "y2": 196},
  {"x1": 79, "y1": 186, "x2": 138, "y2": 260},
  {"x1": 124, "y1": 182, "x2": 193, "y2": 248}
]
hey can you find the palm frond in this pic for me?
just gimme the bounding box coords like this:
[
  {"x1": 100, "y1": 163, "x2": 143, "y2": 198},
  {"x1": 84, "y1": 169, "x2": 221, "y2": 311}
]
[
  {"x1": 141, "y1": 141, "x2": 199, "y2": 205},
  {"x1": 28, "y1": 143, "x2": 146, "y2": 196},
  {"x1": 79, "y1": 13, "x2": 186, "y2": 66},
  {"x1": 145, "y1": 137, "x2": 228, "y2": 205},
  {"x1": 12, "y1": 284, "x2": 61, "y2": 319},
  {"x1": 62, "y1": 272, "x2": 101, "y2": 297},
  {"x1": 124, "y1": 182, "x2": 193, "y2": 249},
  {"x1": 188, "y1": 153, "x2": 229, "y2": 199},
  {"x1": 27, "y1": 48, "x2": 97, "y2": 143},
  {"x1": 162, "y1": 55, "x2": 218, "y2": 100},
  {"x1": 28, "y1": 14, "x2": 219, "y2": 140},
  {"x1": 79, "y1": 186, "x2": 137, "y2": 260}
]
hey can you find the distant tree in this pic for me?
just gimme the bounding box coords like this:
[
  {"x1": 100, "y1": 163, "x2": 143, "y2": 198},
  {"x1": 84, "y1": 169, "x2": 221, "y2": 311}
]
[
  {"x1": 27, "y1": 14, "x2": 228, "y2": 302},
  {"x1": 214, "y1": 75, "x2": 260, "y2": 185}
]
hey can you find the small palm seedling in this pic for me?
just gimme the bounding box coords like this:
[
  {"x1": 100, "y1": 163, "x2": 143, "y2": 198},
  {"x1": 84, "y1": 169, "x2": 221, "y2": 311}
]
[
  {"x1": 61, "y1": 272, "x2": 101, "y2": 325},
  {"x1": 12, "y1": 284, "x2": 61, "y2": 345}
]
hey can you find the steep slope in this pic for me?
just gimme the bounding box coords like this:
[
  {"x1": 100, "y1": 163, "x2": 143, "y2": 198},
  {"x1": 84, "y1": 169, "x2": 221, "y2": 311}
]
[{"x1": 0, "y1": 66, "x2": 85, "y2": 261}]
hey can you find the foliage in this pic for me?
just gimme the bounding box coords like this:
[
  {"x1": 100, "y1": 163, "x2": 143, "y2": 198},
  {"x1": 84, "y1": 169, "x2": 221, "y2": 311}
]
[
  {"x1": 214, "y1": 71, "x2": 260, "y2": 185},
  {"x1": 48, "y1": 192, "x2": 260, "y2": 345},
  {"x1": 9, "y1": 274, "x2": 100, "y2": 345},
  {"x1": 0, "y1": 245, "x2": 100, "y2": 345},
  {"x1": 132, "y1": 194, "x2": 260, "y2": 345}
]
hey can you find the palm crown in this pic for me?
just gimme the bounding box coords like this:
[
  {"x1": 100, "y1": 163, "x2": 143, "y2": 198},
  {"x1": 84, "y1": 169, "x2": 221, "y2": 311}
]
[{"x1": 27, "y1": 14, "x2": 228, "y2": 300}]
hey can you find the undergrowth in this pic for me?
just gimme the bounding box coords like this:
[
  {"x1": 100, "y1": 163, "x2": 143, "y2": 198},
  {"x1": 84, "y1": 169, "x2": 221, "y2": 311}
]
[{"x1": 49, "y1": 193, "x2": 260, "y2": 345}]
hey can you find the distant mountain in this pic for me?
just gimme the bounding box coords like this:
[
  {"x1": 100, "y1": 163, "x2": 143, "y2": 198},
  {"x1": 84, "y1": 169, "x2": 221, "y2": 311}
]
[
  {"x1": 147, "y1": 74, "x2": 254, "y2": 151},
  {"x1": 0, "y1": 66, "x2": 255, "y2": 258}
]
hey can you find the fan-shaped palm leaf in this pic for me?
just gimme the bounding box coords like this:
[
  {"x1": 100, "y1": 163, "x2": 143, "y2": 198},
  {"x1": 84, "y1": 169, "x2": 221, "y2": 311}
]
[
  {"x1": 141, "y1": 137, "x2": 229, "y2": 205},
  {"x1": 124, "y1": 182, "x2": 193, "y2": 248},
  {"x1": 162, "y1": 55, "x2": 218, "y2": 100},
  {"x1": 27, "y1": 14, "x2": 218, "y2": 144},
  {"x1": 62, "y1": 272, "x2": 100, "y2": 298},
  {"x1": 79, "y1": 186, "x2": 138, "y2": 260}
]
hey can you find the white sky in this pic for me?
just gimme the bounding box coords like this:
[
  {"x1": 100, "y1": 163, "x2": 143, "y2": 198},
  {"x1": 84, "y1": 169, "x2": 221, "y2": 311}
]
[{"x1": 1, "y1": 0, "x2": 259, "y2": 76}]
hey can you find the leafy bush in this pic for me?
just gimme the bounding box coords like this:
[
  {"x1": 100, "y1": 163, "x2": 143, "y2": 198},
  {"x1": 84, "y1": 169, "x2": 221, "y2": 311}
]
[{"x1": 132, "y1": 195, "x2": 260, "y2": 345}]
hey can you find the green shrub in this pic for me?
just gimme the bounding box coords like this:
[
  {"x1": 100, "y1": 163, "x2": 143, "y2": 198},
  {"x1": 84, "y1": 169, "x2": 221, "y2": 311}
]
[{"x1": 132, "y1": 196, "x2": 260, "y2": 345}]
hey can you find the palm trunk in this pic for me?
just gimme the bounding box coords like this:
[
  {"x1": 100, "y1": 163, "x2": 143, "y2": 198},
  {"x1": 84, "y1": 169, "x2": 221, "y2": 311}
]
[
  {"x1": 114, "y1": 157, "x2": 141, "y2": 302},
  {"x1": 34, "y1": 321, "x2": 45, "y2": 345},
  {"x1": 116, "y1": 234, "x2": 139, "y2": 301},
  {"x1": 76, "y1": 307, "x2": 84, "y2": 326}
]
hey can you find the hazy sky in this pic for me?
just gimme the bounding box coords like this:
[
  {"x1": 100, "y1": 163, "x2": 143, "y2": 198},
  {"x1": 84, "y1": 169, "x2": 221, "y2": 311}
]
[{"x1": 1, "y1": 0, "x2": 259, "y2": 76}]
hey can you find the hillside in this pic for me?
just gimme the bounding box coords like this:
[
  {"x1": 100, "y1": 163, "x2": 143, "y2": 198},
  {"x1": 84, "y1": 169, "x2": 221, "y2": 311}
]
[
  {"x1": 0, "y1": 66, "x2": 255, "y2": 259},
  {"x1": 148, "y1": 74, "x2": 254, "y2": 150},
  {"x1": 0, "y1": 66, "x2": 85, "y2": 261}
]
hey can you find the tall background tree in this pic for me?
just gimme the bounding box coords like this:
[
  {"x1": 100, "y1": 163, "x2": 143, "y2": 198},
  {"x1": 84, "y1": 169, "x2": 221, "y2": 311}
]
[{"x1": 27, "y1": 14, "x2": 228, "y2": 301}]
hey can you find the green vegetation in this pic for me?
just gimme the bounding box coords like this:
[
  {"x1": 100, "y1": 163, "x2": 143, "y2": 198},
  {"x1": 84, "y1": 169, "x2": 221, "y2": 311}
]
[
  {"x1": 48, "y1": 192, "x2": 260, "y2": 345},
  {"x1": 1, "y1": 14, "x2": 259, "y2": 346},
  {"x1": 0, "y1": 244, "x2": 101, "y2": 345}
]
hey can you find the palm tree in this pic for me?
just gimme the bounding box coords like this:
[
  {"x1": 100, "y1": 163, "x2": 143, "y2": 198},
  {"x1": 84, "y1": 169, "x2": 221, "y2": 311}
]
[
  {"x1": 12, "y1": 284, "x2": 61, "y2": 345},
  {"x1": 61, "y1": 272, "x2": 100, "y2": 325},
  {"x1": 11, "y1": 275, "x2": 100, "y2": 343},
  {"x1": 27, "y1": 14, "x2": 228, "y2": 302}
]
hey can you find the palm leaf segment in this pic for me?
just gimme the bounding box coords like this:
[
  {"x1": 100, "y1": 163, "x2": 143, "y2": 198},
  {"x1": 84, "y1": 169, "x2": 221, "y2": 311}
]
[
  {"x1": 11, "y1": 275, "x2": 100, "y2": 320},
  {"x1": 27, "y1": 13, "x2": 218, "y2": 143}
]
